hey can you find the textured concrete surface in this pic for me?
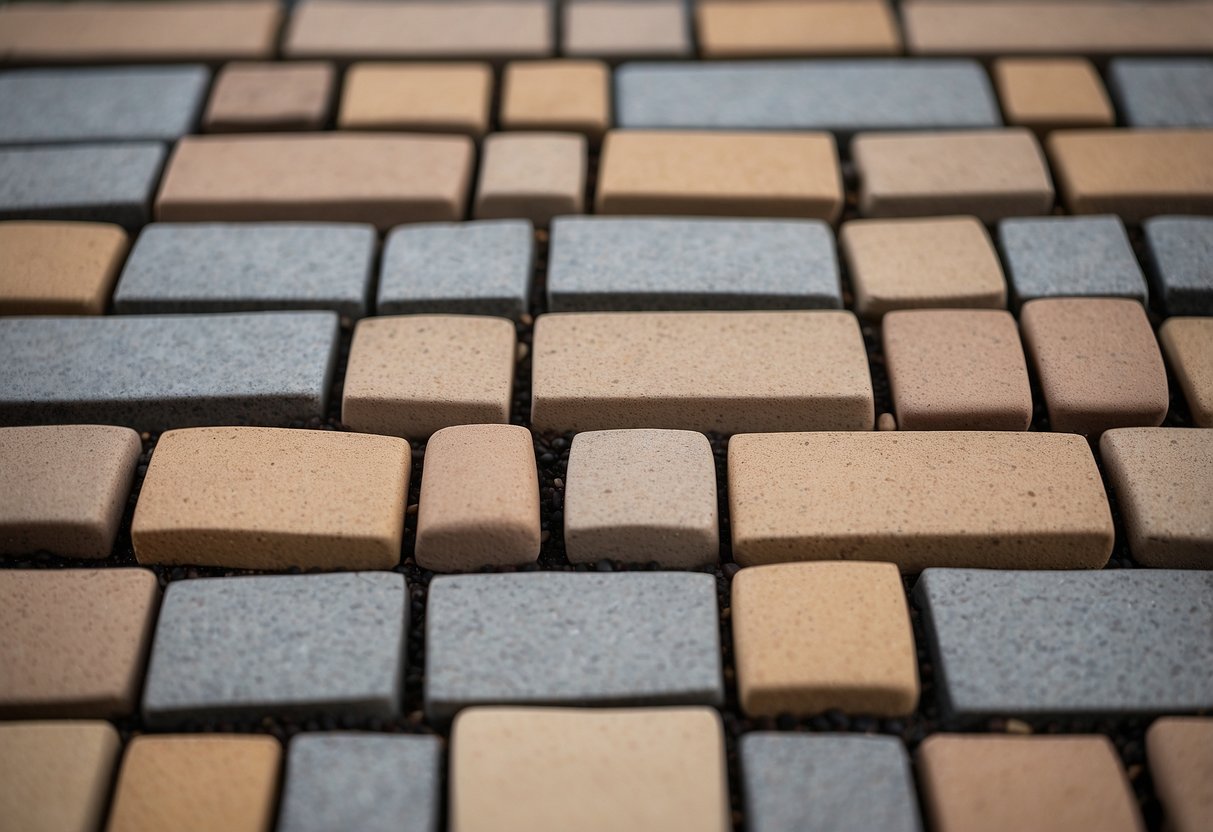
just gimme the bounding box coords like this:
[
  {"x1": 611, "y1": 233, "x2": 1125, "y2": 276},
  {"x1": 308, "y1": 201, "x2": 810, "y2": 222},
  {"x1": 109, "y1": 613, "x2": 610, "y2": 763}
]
[
  {"x1": 999, "y1": 215, "x2": 1148, "y2": 304},
  {"x1": 0, "y1": 721, "x2": 121, "y2": 832},
  {"x1": 1142, "y1": 216, "x2": 1213, "y2": 315},
  {"x1": 1108, "y1": 58, "x2": 1213, "y2": 127}
]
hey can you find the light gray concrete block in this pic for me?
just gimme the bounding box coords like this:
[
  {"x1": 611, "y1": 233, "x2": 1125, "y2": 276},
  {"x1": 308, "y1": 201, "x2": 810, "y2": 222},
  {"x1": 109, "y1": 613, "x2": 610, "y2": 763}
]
[
  {"x1": 1143, "y1": 216, "x2": 1213, "y2": 315},
  {"x1": 998, "y1": 215, "x2": 1148, "y2": 304},
  {"x1": 1108, "y1": 59, "x2": 1213, "y2": 128}
]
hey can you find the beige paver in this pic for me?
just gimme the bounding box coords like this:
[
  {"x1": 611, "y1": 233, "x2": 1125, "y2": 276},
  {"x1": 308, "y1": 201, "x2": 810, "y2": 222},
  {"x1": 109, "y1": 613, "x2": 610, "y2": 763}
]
[
  {"x1": 449, "y1": 707, "x2": 729, "y2": 832},
  {"x1": 732, "y1": 562, "x2": 918, "y2": 717},
  {"x1": 1047, "y1": 130, "x2": 1213, "y2": 222},
  {"x1": 696, "y1": 0, "x2": 901, "y2": 57},
  {"x1": 1020, "y1": 298, "x2": 1168, "y2": 435},
  {"x1": 0, "y1": 721, "x2": 120, "y2": 832},
  {"x1": 0, "y1": 568, "x2": 160, "y2": 717},
  {"x1": 338, "y1": 63, "x2": 493, "y2": 137},
  {"x1": 1160, "y1": 317, "x2": 1213, "y2": 428},
  {"x1": 474, "y1": 132, "x2": 587, "y2": 228},
  {"x1": 531, "y1": 311, "x2": 873, "y2": 433},
  {"x1": 840, "y1": 216, "x2": 1006, "y2": 318},
  {"x1": 343, "y1": 315, "x2": 516, "y2": 439},
  {"x1": 562, "y1": 0, "x2": 691, "y2": 59},
  {"x1": 1100, "y1": 428, "x2": 1213, "y2": 569},
  {"x1": 0, "y1": 221, "x2": 129, "y2": 315},
  {"x1": 728, "y1": 431, "x2": 1114, "y2": 570},
  {"x1": 155, "y1": 133, "x2": 473, "y2": 230},
  {"x1": 202, "y1": 62, "x2": 335, "y2": 132},
  {"x1": 992, "y1": 58, "x2": 1115, "y2": 132},
  {"x1": 916, "y1": 735, "x2": 1145, "y2": 832},
  {"x1": 564, "y1": 429, "x2": 718, "y2": 568},
  {"x1": 596, "y1": 130, "x2": 843, "y2": 221},
  {"x1": 1147, "y1": 717, "x2": 1213, "y2": 832},
  {"x1": 853, "y1": 129, "x2": 1054, "y2": 220},
  {"x1": 132, "y1": 427, "x2": 410, "y2": 570},
  {"x1": 883, "y1": 309, "x2": 1033, "y2": 431},
  {"x1": 500, "y1": 60, "x2": 611, "y2": 140},
  {"x1": 107, "y1": 735, "x2": 281, "y2": 832},
  {"x1": 414, "y1": 424, "x2": 541, "y2": 572}
]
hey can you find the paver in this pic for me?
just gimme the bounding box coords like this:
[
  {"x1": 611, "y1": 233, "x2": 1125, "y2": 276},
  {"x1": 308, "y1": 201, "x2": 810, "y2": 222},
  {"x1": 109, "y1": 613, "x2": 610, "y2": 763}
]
[
  {"x1": 547, "y1": 217, "x2": 841, "y2": 312},
  {"x1": 741, "y1": 734, "x2": 922, "y2": 832},
  {"x1": 999, "y1": 216, "x2": 1148, "y2": 304},
  {"x1": 107, "y1": 735, "x2": 281, "y2": 832},
  {"x1": 473, "y1": 132, "x2": 586, "y2": 227},
  {"x1": 0, "y1": 424, "x2": 141, "y2": 558},
  {"x1": 916, "y1": 735, "x2": 1144, "y2": 832},
  {"x1": 0, "y1": 568, "x2": 159, "y2": 717},
  {"x1": 278, "y1": 734, "x2": 442, "y2": 832},
  {"x1": 155, "y1": 134, "x2": 474, "y2": 230},
  {"x1": 564, "y1": 429, "x2": 718, "y2": 567},
  {"x1": 614, "y1": 60, "x2": 1001, "y2": 133},
  {"x1": 883, "y1": 310, "x2": 1032, "y2": 431},
  {"x1": 0, "y1": 66, "x2": 208, "y2": 145},
  {"x1": 377, "y1": 220, "x2": 533, "y2": 319},
  {"x1": 342, "y1": 315, "x2": 516, "y2": 439},
  {"x1": 426, "y1": 572, "x2": 722, "y2": 719},
  {"x1": 728, "y1": 431, "x2": 1114, "y2": 570},
  {"x1": 531, "y1": 311, "x2": 873, "y2": 433},
  {"x1": 853, "y1": 129, "x2": 1054, "y2": 221},
  {"x1": 0, "y1": 220, "x2": 128, "y2": 315},
  {"x1": 0, "y1": 311, "x2": 339, "y2": 431},
  {"x1": 1160, "y1": 317, "x2": 1213, "y2": 427},
  {"x1": 338, "y1": 63, "x2": 493, "y2": 136},
  {"x1": 914, "y1": 568, "x2": 1213, "y2": 715},
  {"x1": 1147, "y1": 717, "x2": 1213, "y2": 832},
  {"x1": 142, "y1": 572, "x2": 407, "y2": 726},
  {"x1": 414, "y1": 424, "x2": 541, "y2": 572},
  {"x1": 561, "y1": 0, "x2": 691, "y2": 59},
  {"x1": 500, "y1": 60, "x2": 610, "y2": 139},
  {"x1": 0, "y1": 721, "x2": 121, "y2": 832},
  {"x1": 695, "y1": 0, "x2": 901, "y2": 57},
  {"x1": 1108, "y1": 59, "x2": 1213, "y2": 128},
  {"x1": 0, "y1": 143, "x2": 166, "y2": 229},
  {"x1": 449, "y1": 707, "x2": 729, "y2": 832},
  {"x1": 991, "y1": 58, "x2": 1115, "y2": 132},
  {"x1": 1142, "y1": 217, "x2": 1213, "y2": 315},
  {"x1": 1020, "y1": 298, "x2": 1168, "y2": 435},
  {"x1": 202, "y1": 62, "x2": 335, "y2": 132},
  {"x1": 840, "y1": 216, "x2": 1006, "y2": 318}
]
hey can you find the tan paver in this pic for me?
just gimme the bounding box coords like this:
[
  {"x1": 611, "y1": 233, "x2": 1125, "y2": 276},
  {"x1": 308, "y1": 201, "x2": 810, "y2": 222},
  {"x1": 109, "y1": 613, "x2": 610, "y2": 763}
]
[
  {"x1": 853, "y1": 129, "x2": 1054, "y2": 221},
  {"x1": 0, "y1": 721, "x2": 120, "y2": 832},
  {"x1": 500, "y1": 60, "x2": 611, "y2": 140},
  {"x1": 840, "y1": 216, "x2": 1006, "y2": 318},
  {"x1": 883, "y1": 309, "x2": 1033, "y2": 431},
  {"x1": 414, "y1": 424, "x2": 541, "y2": 572},
  {"x1": 0, "y1": 221, "x2": 128, "y2": 315},
  {"x1": 1100, "y1": 428, "x2": 1213, "y2": 569},
  {"x1": 1020, "y1": 298, "x2": 1168, "y2": 435},
  {"x1": 916, "y1": 735, "x2": 1145, "y2": 832},
  {"x1": 564, "y1": 429, "x2": 718, "y2": 568},
  {"x1": 449, "y1": 707, "x2": 729, "y2": 832},
  {"x1": 732, "y1": 562, "x2": 918, "y2": 717},
  {"x1": 474, "y1": 132, "x2": 587, "y2": 228},
  {"x1": 1160, "y1": 317, "x2": 1213, "y2": 428},
  {"x1": 0, "y1": 568, "x2": 160, "y2": 717},
  {"x1": 992, "y1": 58, "x2": 1115, "y2": 132},
  {"x1": 1147, "y1": 717, "x2": 1213, "y2": 832},
  {"x1": 155, "y1": 133, "x2": 474, "y2": 230},
  {"x1": 1047, "y1": 130, "x2": 1213, "y2": 222},
  {"x1": 132, "y1": 427, "x2": 410, "y2": 570},
  {"x1": 728, "y1": 431, "x2": 1114, "y2": 570},
  {"x1": 338, "y1": 62, "x2": 493, "y2": 137},
  {"x1": 531, "y1": 311, "x2": 873, "y2": 433},
  {"x1": 107, "y1": 735, "x2": 281, "y2": 832},
  {"x1": 202, "y1": 62, "x2": 335, "y2": 132},
  {"x1": 596, "y1": 130, "x2": 843, "y2": 221},
  {"x1": 696, "y1": 0, "x2": 901, "y2": 58},
  {"x1": 342, "y1": 314, "x2": 516, "y2": 439},
  {"x1": 562, "y1": 0, "x2": 691, "y2": 59}
]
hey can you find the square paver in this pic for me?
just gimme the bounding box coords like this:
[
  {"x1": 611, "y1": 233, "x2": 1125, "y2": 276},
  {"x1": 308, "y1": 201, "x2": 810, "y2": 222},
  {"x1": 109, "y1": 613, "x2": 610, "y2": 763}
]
[
  {"x1": 1142, "y1": 216, "x2": 1213, "y2": 315},
  {"x1": 562, "y1": 0, "x2": 691, "y2": 59},
  {"x1": 998, "y1": 215, "x2": 1148, "y2": 304},
  {"x1": 0, "y1": 221, "x2": 128, "y2": 315},
  {"x1": 1147, "y1": 717, "x2": 1213, "y2": 832},
  {"x1": 0, "y1": 721, "x2": 121, "y2": 832},
  {"x1": 338, "y1": 62, "x2": 493, "y2": 136},
  {"x1": 1160, "y1": 317, "x2": 1213, "y2": 427},
  {"x1": 501, "y1": 60, "x2": 610, "y2": 139},
  {"x1": 992, "y1": 58, "x2": 1114, "y2": 131},
  {"x1": 474, "y1": 132, "x2": 586, "y2": 227},
  {"x1": 203, "y1": 61, "x2": 335, "y2": 132},
  {"x1": 1108, "y1": 58, "x2": 1213, "y2": 128}
]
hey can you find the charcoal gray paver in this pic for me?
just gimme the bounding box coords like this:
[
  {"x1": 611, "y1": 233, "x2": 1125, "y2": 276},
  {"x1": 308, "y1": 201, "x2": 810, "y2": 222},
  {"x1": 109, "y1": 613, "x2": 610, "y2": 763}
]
[
  {"x1": 142, "y1": 573, "x2": 407, "y2": 727},
  {"x1": 0, "y1": 311, "x2": 338, "y2": 431},
  {"x1": 425, "y1": 571, "x2": 723, "y2": 720},
  {"x1": 1142, "y1": 216, "x2": 1213, "y2": 315},
  {"x1": 998, "y1": 216, "x2": 1149, "y2": 304},
  {"x1": 547, "y1": 217, "x2": 841, "y2": 311},
  {"x1": 1108, "y1": 59, "x2": 1213, "y2": 128}
]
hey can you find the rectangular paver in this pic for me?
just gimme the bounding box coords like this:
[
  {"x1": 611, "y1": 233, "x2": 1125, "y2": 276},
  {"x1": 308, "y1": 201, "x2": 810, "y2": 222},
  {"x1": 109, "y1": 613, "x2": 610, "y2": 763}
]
[
  {"x1": 0, "y1": 721, "x2": 120, "y2": 832},
  {"x1": 999, "y1": 216, "x2": 1148, "y2": 304},
  {"x1": 562, "y1": 0, "x2": 691, "y2": 59},
  {"x1": 338, "y1": 62, "x2": 493, "y2": 136},
  {"x1": 695, "y1": 0, "x2": 900, "y2": 57},
  {"x1": 474, "y1": 132, "x2": 586, "y2": 227},
  {"x1": 501, "y1": 60, "x2": 611, "y2": 139},
  {"x1": 0, "y1": 220, "x2": 128, "y2": 315},
  {"x1": 1147, "y1": 718, "x2": 1213, "y2": 832},
  {"x1": 992, "y1": 58, "x2": 1115, "y2": 132},
  {"x1": 203, "y1": 62, "x2": 335, "y2": 132},
  {"x1": 1108, "y1": 59, "x2": 1213, "y2": 128},
  {"x1": 1143, "y1": 217, "x2": 1213, "y2": 316},
  {"x1": 1160, "y1": 318, "x2": 1213, "y2": 427}
]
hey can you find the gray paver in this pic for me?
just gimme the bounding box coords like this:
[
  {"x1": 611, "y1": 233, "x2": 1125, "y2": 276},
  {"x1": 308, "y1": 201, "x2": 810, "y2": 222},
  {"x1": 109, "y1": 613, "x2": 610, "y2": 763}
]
[
  {"x1": 0, "y1": 143, "x2": 166, "y2": 229},
  {"x1": 278, "y1": 733, "x2": 441, "y2": 832},
  {"x1": 113, "y1": 223, "x2": 377, "y2": 316},
  {"x1": 0, "y1": 66, "x2": 209, "y2": 145},
  {"x1": 547, "y1": 217, "x2": 841, "y2": 311},
  {"x1": 1108, "y1": 59, "x2": 1213, "y2": 128},
  {"x1": 377, "y1": 220, "x2": 533, "y2": 319},
  {"x1": 615, "y1": 60, "x2": 1001, "y2": 133},
  {"x1": 1142, "y1": 216, "x2": 1213, "y2": 315},
  {"x1": 998, "y1": 216, "x2": 1148, "y2": 304},
  {"x1": 0, "y1": 311, "x2": 338, "y2": 431},
  {"x1": 741, "y1": 734, "x2": 923, "y2": 832},
  {"x1": 425, "y1": 571, "x2": 723, "y2": 720},
  {"x1": 914, "y1": 569, "x2": 1213, "y2": 718},
  {"x1": 142, "y1": 573, "x2": 407, "y2": 727}
]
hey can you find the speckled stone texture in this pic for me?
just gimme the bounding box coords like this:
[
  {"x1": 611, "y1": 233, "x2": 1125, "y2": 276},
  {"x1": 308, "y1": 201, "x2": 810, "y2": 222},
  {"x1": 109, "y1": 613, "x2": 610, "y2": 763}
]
[
  {"x1": 1147, "y1": 717, "x2": 1213, "y2": 832},
  {"x1": 0, "y1": 66, "x2": 209, "y2": 145},
  {"x1": 1160, "y1": 317, "x2": 1213, "y2": 427},
  {"x1": 1108, "y1": 58, "x2": 1213, "y2": 127},
  {"x1": 278, "y1": 733, "x2": 441, "y2": 832},
  {"x1": 113, "y1": 222, "x2": 376, "y2": 316},
  {"x1": 1142, "y1": 216, "x2": 1213, "y2": 315},
  {"x1": 0, "y1": 721, "x2": 121, "y2": 832},
  {"x1": 474, "y1": 132, "x2": 586, "y2": 228},
  {"x1": 547, "y1": 217, "x2": 841, "y2": 311},
  {"x1": 0, "y1": 311, "x2": 339, "y2": 431},
  {"x1": 998, "y1": 215, "x2": 1148, "y2": 304},
  {"x1": 0, "y1": 220, "x2": 129, "y2": 315},
  {"x1": 142, "y1": 572, "x2": 406, "y2": 727},
  {"x1": 425, "y1": 572, "x2": 723, "y2": 720},
  {"x1": 741, "y1": 734, "x2": 922, "y2": 832},
  {"x1": 914, "y1": 568, "x2": 1213, "y2": 717}
]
